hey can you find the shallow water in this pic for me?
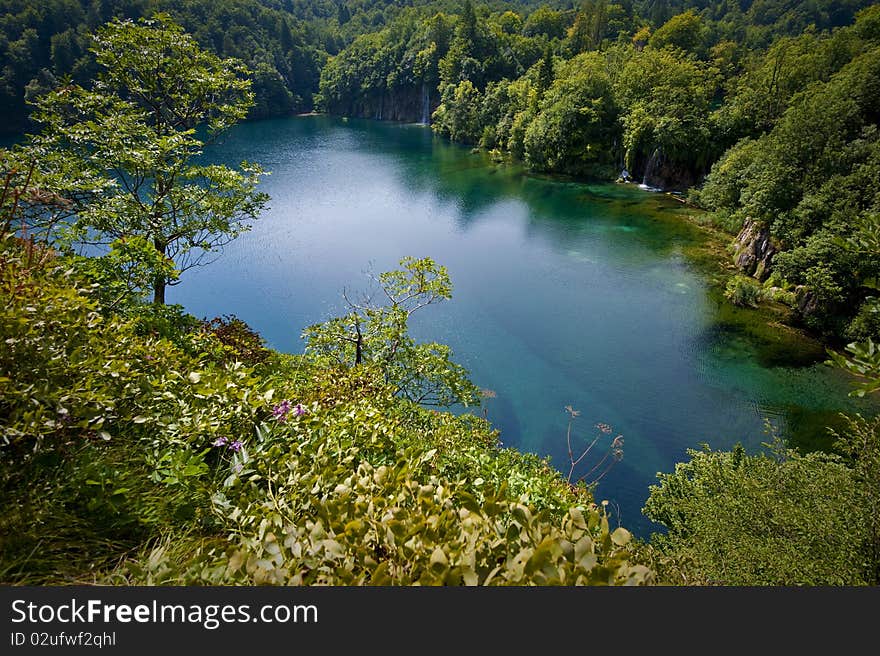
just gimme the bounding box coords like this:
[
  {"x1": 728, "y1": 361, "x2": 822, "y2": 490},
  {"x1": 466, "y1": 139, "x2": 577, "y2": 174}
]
[{"x1": 170, "y1": 116, "x2": 874, "y2": 536}]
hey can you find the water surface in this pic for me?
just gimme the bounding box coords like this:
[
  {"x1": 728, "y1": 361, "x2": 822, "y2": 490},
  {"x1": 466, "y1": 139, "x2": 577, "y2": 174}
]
[{"x1": 172, "y1": 116, "x2": 872, "y2": 535}]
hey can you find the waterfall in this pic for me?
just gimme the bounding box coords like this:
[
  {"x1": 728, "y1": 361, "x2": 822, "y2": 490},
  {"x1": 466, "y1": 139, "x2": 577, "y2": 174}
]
[
  {"x1": 641, "y1": 148, "x2": 661, "y2": 189},
  {"x1": 420, "y1": 82, "x2": 430, "y2": 125}
]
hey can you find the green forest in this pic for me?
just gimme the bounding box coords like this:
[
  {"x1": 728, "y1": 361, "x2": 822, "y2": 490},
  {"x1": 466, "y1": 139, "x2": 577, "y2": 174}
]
[{"x1": 2, "y1": 0, "x2": 880, "y2": 586}]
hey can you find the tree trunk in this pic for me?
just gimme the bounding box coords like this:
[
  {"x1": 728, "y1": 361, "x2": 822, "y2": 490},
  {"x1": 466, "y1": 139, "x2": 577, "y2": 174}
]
[
  {"x1": 153, "y1": 237, "x2": 167, "y2": 305},
  {"x1": 354, "y1": 322, "x2": 363, "y2": 365},
  {"x1": 153, "y1": 277, "x2": 166, "y2": 305}
]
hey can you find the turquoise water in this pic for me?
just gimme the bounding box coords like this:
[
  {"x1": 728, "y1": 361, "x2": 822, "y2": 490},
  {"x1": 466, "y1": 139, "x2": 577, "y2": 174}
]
[{"x1": 171, "y1": 115, "x2": 872, "y2": 536}]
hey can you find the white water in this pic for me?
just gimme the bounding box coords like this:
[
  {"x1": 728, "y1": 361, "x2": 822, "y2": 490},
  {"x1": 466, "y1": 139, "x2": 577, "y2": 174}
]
[{"x1": 642, "y1": 148, "x2": 661, "y2": 188}]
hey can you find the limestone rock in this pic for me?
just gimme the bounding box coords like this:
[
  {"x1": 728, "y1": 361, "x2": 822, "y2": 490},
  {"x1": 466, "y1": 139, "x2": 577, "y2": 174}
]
[{"x1": 733, "y1": 218, "x2": 776, "y2": 281}]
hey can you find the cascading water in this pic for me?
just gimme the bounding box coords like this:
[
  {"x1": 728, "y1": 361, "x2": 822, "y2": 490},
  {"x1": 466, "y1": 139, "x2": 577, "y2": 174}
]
[
  {"x1": 641, "y1": 148, "x2": 661, "y2": 189},
  {"x1": 420, "y1": 82, "x2": 430, "y2": 125}
]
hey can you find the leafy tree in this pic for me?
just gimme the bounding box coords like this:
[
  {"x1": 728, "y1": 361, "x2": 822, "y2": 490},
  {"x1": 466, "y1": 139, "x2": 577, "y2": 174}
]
[
  {"x1": 535, "y1": 44, "x2": 554, "y2": 95},
  {"x1": 432, "y1": 79, "x2": 484, "y2": 144},
  {"x1": 69, "y1": 235, "x2": 179, "y2": 311},
  {"x1": 26, "y1": 15, "x2": 268, "y2": 304},
  {"x1": 700, "y1": 37, "x2": 880, "y2": 339},
  {"x1": 644, "y1": 438, "x2": 876, "y2": 585},
  {"x1": 566, "y1": 0, "x2": 611, "y2": 54},
  {"x1": 522, "y1": 6, "x2": 570, "y2": 40},
  {"x1": 303, "y1": 257, "x2": 478, "y2": 407},
  {"x1": 648, "y1": 9, "x2": 705, "y2": 54},
  {"x1": 826, "y1": 214, "x2": 880, "y2": 394},
  {"x1": 713, "y1": 28, "x2": 866, "y2": 144},
  {"x1": 831, "y1": 413, "x2": 880, "y2": 583},
  {"x1": 614, "y1": 45, "x2": 718, "y2": 186}
]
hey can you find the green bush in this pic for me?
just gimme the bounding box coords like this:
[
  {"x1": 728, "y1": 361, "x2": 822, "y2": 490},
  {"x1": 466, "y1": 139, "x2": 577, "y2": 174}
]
[
  {"x1": 643, "y1": 433, "x2": 878, "y2": 586},
  {"x1": 109, "y1": 380, "x2": 652, "y2": 585},
  {"x1": 0, "y1": 238, "x2": 267, "y2": 582},
  {"x1": 200, "y1": 314, "x2": 270, "y2": 366},
  {"x1": 724, "y1": 275, "x2": 765, "y2": 307}
]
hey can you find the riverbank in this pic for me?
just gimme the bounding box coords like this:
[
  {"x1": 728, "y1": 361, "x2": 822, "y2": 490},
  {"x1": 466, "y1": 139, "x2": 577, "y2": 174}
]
[
  {"x1": 470, "y1": 140, "x2": 832, "y2": 369},
  {"x1": 462, "y1": 141, "x2": 870, "y2": 450},
  {"x1": 638, "y1": 188, "x2": 828, "y2": 366}
]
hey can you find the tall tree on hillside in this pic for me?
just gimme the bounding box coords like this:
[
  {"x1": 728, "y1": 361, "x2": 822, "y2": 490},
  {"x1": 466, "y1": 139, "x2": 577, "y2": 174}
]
[{"x1": 26, "y1": 14, "x2": 268, "y2": 304}]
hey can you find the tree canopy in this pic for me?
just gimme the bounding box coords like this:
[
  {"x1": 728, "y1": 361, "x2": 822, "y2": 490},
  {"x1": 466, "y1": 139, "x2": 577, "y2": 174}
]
[{"x1": 23, "y1": 14, "x2": 268, "y2": 304}]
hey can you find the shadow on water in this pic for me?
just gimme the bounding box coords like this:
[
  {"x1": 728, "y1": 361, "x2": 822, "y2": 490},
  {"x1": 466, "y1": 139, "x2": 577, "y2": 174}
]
[{"x1": 482, "y1": 392, "x2": 523, "y2": 448}]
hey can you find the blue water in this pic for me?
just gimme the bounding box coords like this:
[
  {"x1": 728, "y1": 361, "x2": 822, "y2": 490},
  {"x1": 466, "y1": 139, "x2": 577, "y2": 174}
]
[{"x1": 169, "y1": 115, "x2": 871, "y2": 536}]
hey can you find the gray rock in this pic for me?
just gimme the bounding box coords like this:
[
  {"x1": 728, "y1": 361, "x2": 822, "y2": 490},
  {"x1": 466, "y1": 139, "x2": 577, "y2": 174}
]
[{"x1": 733, "y1": 218, "x2": 776, "y2": 281}]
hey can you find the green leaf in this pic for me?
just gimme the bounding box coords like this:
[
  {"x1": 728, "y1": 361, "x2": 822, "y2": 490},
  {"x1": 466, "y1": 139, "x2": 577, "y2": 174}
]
[
  {"x1": 610, "y1": 527, "x2": 632, "y2": 546},
  {"x1": 430, "y1": 547, "x2": 448, "y2": 567}
]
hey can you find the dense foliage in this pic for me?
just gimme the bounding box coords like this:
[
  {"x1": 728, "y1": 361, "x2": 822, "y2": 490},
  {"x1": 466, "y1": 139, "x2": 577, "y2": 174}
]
[
  {"x1": 698, "y1": 14, "x2": 880, "y2": 341},
  {"x1": 4, "y1": 6, "x2": 880, "y2": 587},
  {"x1": 643, "y1": 422, "x2": 880, "y2": 585},
  {"x1": 0, "y1": 234, "x2": 652, "y2": 585},
  {"x1": 302, "y1": 256, "x2": 479, "y2": 407},
  {"x1": 0, "y1": 0, "x2": 329, "y2": 130}
]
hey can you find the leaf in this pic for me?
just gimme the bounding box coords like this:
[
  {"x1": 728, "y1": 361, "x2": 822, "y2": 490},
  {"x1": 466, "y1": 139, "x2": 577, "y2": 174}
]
[
  {"x1": 98, "y1": 430, "x2": 111, "y2": 441},
  {"x1": 569, "y1": 507, "x2": 587, "y2": 530},
  {"x1": 578, "y1": 553, "x2": 598, "y2": 571},
  {"x1": 228, "y1": 551, "x2": 244, "y2": 572},
  {"x1": 430, "y1": 547, "x2": 448, "y2": 567},
  {"x1": 610, "y1": 527, "x2": 632, "y2": 546},
  {"x1": 511, "y1": 504, "x2": 532, "y2": 526},
  {"x1": 457, "y1": 490, "x2": 482, "y2": 514},
  {"x1": 188, "y1": 371, "x2": 201, "y2": 383},
  {"x1": 132, "y1": 415, "x2": 148, "y2": 423},
  {"x1": 574, "y1": 535, "x2": 594, "y2": 562}
]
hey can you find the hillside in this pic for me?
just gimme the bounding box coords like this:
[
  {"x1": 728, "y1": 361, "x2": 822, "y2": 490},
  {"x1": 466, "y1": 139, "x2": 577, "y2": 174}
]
[{"x1": 2, "y1": 2, "x2": 880, "y2": 587}]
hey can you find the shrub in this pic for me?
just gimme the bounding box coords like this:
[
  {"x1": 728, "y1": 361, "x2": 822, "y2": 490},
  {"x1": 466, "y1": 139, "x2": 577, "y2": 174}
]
[
  {"x1": 724, "y1": 274, "x2": 765, "y2": 307},
  {"x1": 643, "y1": 437, "x2": 876, "y2": 585},
  {"x1": 109, "y1": 383, "x2": 653, "y2": 585},
  {"x1": 200, "y1": 314, "x2": 270, "y2": 365}
]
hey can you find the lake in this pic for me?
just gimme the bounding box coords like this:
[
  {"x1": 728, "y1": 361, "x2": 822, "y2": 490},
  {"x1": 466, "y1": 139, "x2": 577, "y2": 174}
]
[{"x1": 171, "y1": 115, "x2": 872, "y2": 536}]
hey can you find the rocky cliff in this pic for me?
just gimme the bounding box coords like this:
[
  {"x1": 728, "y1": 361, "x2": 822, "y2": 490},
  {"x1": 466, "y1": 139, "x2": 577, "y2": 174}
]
[{"x1": 733, "y1": 218, "x2": 776, "y2": 281}]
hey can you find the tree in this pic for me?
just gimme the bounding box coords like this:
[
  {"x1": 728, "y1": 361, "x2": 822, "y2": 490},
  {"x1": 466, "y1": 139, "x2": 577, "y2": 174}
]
[
  {"x1": 523, "y1": 52, "x2": 619, "y2": 176},
  {"x1": 432, "y1": 79, "x2": 484, "y2": 144},
  {"x1": 614, "y1": 46, "x2": 717, "y2": 186},
  {"x1": 566, "y1": 0, "x2": 609, "y2": 54},
  {"x1": 302, "y1": 257, "x2": 478, "y2": 407},
  {"x1": 648, "y1": 9, "x2": 705, "y2": 54},
  {"x1": 700, "y1": 41, "x2": 880, "y2": 339},
  {"x1": 535, "y1": 44, "x2": 554, "y2": 95},
  {"x1": 26, "y1": 14, "x2": 268, "y2": 304},
  {"x1": 643, "y1": 438, "x2": 875, "y2": 585}
]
